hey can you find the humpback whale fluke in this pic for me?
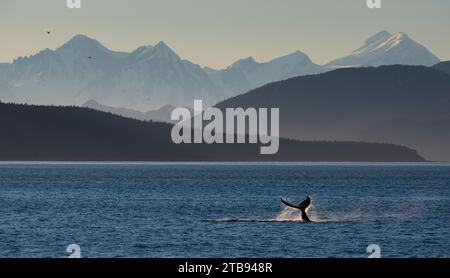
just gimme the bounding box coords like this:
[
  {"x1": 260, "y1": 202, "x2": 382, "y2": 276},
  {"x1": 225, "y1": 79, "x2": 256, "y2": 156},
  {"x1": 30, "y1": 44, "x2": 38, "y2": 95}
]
[{"x1": 281, "y1": 197, "x2": 312, "y2": 222}]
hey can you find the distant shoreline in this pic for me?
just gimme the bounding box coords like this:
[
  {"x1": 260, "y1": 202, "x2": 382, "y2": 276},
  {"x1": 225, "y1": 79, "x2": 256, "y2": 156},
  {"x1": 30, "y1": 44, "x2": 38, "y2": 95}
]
[{"x1": 0, "y1": 102, "x2": 426, "y2": 163}]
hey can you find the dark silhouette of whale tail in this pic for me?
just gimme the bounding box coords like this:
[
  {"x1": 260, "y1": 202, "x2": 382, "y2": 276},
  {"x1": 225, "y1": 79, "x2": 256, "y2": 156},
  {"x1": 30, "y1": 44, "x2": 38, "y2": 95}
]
[
  {"x1": 281, "y1": 196, "x2": 312, "y2": 222},
  {"x1": 299, "y1": 208, "x2": 311, "y2": 223}
]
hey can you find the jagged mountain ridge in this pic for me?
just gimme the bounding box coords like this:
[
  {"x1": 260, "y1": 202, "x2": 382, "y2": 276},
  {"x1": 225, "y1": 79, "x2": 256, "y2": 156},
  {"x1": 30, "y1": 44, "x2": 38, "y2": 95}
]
[{"x1": 0, "y1": 31, "x2": 440, "y2": 110}]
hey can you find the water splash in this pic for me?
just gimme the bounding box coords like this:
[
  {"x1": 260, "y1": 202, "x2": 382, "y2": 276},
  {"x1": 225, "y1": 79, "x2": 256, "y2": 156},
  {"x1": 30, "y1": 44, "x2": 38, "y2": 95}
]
[
  {"x1": 204, "y1": 196, "x2": 415, "y2": 223},
  {"x1": 204, "y1": 198, "x2": 364, "y2": 223},
  {"x1": 205, "y1": 199, "x2": 313, "y2": 223},
  {"x1": 275, "y1": 206, "x2": 305, "y2": 222}
]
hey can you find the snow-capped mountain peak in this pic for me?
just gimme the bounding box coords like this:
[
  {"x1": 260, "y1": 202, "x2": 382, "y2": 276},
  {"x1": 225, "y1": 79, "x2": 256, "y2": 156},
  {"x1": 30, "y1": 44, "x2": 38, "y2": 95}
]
[
  {"x1": 230, "y1": 56, "x2": 258, "y2": 72},
  {"x1": 154, "y1": 41, "x2": 170, "y2": 50},
  {"x1": 126, "y1": 41, "x2": 180, "y2": 65},
  {"x1": 268, "y1": 51, "x2": 313, "y2": 66},
  {"x1": 57, "y1": 34, "x2": 110, "y2": 54},
  {"x1": 363, "y1": 30, "x2": 392, "y2": 45},
  {"x1": 327, "y1": 31, "x2": 440, "y2": 67},
  {"x1": 151, "y1": 41, "x2": 180, "y2": 59}
]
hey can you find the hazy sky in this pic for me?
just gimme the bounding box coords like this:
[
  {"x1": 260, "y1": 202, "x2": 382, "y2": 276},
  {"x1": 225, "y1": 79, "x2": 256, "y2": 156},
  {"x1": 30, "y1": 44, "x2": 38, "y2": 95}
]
[{"x1": 1, "y1": 0, "x2": 449, "y2": 68}]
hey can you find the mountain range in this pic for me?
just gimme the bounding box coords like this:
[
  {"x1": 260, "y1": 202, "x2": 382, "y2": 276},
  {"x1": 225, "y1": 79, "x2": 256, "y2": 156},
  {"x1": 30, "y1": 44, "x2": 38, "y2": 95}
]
[
  {"x1": 82, "y1": 99, "x2": 188, "y2": 123},
  {"x1": 0, "y1": 31, "x2": 440, "y2": 111},
  {"x1": 216, "y1": 65, "x2": 450, "y2": 161}
]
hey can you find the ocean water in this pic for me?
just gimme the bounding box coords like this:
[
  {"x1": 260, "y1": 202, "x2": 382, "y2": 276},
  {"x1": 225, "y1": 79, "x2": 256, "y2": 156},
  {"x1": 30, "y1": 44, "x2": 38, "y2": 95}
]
[{"x1": 0, "y1": 162, "x2": 449, "y2": 258}]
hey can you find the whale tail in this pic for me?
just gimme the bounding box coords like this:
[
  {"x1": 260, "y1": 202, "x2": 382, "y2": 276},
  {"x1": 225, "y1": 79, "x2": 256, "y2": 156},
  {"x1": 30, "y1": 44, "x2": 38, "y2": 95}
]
[
  {"x1": 281, "y1": 196, "x2": 312, "y2": 222},
  {"x1": 300, "y1": 208, "x2": 311, "y2": 223}
]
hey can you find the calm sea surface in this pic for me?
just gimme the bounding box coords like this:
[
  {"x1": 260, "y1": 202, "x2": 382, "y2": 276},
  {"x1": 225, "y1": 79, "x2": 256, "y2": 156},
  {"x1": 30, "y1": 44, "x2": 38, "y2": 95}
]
[{"x1": 0, "y1": 162, "x2": 449, "y2": 258}]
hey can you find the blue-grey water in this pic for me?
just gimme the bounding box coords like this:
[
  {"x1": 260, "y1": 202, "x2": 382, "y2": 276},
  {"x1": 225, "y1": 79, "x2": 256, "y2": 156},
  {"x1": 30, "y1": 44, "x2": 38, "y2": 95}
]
[{"x1": 0, "y1": 162, "x2": 449, "y2": 258}]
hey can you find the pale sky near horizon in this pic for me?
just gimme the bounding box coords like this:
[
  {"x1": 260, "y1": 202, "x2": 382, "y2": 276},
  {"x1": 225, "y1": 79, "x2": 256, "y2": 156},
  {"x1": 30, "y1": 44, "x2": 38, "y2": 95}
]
[{"x1": 0, "y1": 0, "x2": 449, "y2": 68}]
